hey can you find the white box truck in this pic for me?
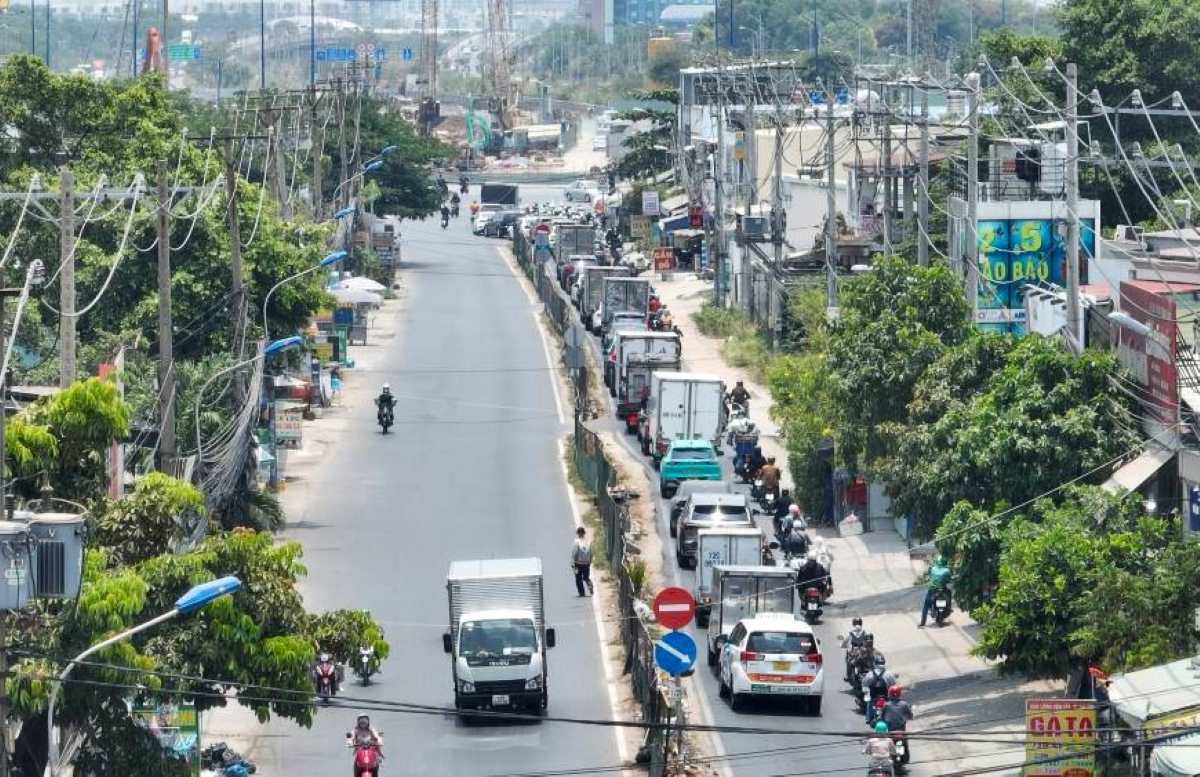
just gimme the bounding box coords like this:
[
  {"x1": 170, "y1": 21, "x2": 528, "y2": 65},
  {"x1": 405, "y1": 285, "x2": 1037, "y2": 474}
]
[
  {"x1": 639, "y1": 372, "x2": 726, "y2": 465},
  {"x1": 615, "y1": 332, "x2": 683, "y2": 427},
  {"x1": 705, "y1": 565, "x2": 798, "y2": 665},
  {"x1": 580, "y1": 265, "x2": 632, "y2": 332},
  {"x1": 695, "y1": 528, "x2": 766, "y2": 627},
  {"x1": 442, "y1": 558, "x2": 556, "y2": 716}
]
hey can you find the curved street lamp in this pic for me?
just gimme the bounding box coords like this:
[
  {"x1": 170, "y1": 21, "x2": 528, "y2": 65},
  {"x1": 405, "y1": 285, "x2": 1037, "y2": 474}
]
[
  {"x1": 46, "y1": 576, "x2": 243, "y2": 776},
  {"x1": 262, "y1": 250, "x2": 347, "y2": 343}
]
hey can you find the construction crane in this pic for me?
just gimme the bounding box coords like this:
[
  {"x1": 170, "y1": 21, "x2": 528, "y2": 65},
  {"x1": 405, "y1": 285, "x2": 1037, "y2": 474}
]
[
  {"x1": 483, "y1": 0, "x2": 515, "y2": 131},
  {"x1": 417, "y1": 0, "x2": 439, "y2": 135}
]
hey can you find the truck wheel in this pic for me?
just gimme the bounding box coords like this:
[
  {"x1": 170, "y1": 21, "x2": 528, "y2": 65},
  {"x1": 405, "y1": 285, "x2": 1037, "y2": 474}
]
[
  {"x1": 707, "y1": 643, "x2": 718, "y2": 667},
  {"x1": 659, "y1": 480, "x2": 671, "y2": 497},
  {"x1": 695, "y1": 608, "x2": 709, "y2": 629},
  {"x1": 651, "y1": 456, "x2": 660, "y2": 470},
  {"x1": 641, "y1": 437, "x2": 651, "y2": 455}
]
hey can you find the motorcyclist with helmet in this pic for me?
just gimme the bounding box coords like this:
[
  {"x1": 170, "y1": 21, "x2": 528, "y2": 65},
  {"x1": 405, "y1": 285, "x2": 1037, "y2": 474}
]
[
  {"x1": 346, "y1": 713, "x2": 384, "y2": 758},
  {"x1": 841, "y1": 618, "x2": 869, "y2": 681},
  {"x1": 878, "y1": 686, "x2": 914, "y2": 763},
  {"x1": 863, "y1": 655, "x2": 899, "y2": 724},
  {"x1": 375, "y1": 384, "x2": 396, "y2": 425},
  {"x1": 794, "y1": 549, "x2": 829, "y2": 598},
  {"x1": 863, "y1": 721, "x2": 897, "y2": 772}
]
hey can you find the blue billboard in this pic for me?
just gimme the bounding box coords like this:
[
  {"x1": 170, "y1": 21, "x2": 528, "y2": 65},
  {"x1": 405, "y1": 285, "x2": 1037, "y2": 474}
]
[{"x1": 976, "y1": 218, "x2": 1096, "y2": 334}]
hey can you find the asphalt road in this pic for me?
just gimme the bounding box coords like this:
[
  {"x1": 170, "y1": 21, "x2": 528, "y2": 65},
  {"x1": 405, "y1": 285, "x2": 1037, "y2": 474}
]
[
  {"x1": 515, "y1": 182, "x2": 924, "y2": 777},
  {"x1": 252, "y1": 196, "x2": 620, "y2": 776}
]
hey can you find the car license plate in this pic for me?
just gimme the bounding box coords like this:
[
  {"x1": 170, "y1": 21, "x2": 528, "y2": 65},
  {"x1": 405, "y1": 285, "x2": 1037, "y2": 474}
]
[
  {"x1": 935, "y1": 599, "x2": 948, "y2": 608},
  {"x1": 491, "y1": 694, "x2": 510, "y2": 706},
  {"x1": 806, "y1": 602, "x2": 819, "y2": 610},
  {"x1": 772, "y1": 661, "x2": 790, "y2": 671}
]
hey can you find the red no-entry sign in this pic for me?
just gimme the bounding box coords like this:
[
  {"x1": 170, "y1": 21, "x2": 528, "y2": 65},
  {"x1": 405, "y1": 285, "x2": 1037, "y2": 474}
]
[
  {"x1": 653, "y1": 587, "x2": 696, "y2": 630},
  {"x1": 534, "y1": 222, "x2": 551, "y2": 235}
]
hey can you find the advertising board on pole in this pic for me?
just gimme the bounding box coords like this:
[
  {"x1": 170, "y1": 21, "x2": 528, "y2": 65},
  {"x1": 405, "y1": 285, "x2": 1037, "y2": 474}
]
[
  {"x1": 642, "y1": 190, "x2": 660, "y2": 217},
  {"x1": 1023, "y1": 698, "x2": 1096, "y2": 777},
  {"x1": 133, "y1": 701, "x2": 201, "y2": 775},
  {"x1": 1116, "y1": 280, "x2": 1200, "y2": 427}
]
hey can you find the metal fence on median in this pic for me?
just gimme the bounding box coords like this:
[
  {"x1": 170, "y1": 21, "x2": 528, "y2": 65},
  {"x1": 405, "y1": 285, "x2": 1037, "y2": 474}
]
[{"x1": 515, "y1": 230, "x2": 678, "y2": 773}]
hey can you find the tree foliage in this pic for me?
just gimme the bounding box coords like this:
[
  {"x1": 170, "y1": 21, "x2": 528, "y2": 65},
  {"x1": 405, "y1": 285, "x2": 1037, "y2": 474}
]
[{"x1": 614, "y1": 90, "x2": 678, "y2": 182}]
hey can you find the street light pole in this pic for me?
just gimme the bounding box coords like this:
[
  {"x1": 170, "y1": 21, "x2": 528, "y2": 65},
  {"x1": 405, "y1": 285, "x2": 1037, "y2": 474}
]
[
  {"x1": 310, "y1": 0, "x2": 316, "y2": 88},
  {"x1": 262, "y1": 250, "x2": 347, "y2": 343},
  {"x1": 46, "y1": 577, "x2": 242, "y2": 777},
  {"x1": 259, "y1": 0, "x2": 266, "y2": 90}
]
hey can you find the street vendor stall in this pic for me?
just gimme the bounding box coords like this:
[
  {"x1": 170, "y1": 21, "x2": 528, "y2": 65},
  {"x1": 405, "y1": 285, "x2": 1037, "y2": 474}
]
[{"x1": 1111, "y1": 657, "x2": 1200, "y2": 774}]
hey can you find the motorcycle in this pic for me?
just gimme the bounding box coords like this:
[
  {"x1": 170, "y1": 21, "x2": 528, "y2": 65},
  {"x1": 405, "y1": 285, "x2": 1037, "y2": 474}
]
[
  {"x1": 751, "y1": 478, "x2": 764, "y2": 501},
  {"x1": 346, "y1": 736, "x2": 383, "y2": 777},
  {"x1": 314, "y1": 655, "x2": 340, "y2": 704},
  {"x1": 441, "y1": 215, "x2": 449, "y2": 229},
  {"x1": 801, "y1": 586, "x2": 823, "y2": 624},
  {"x1": 451, "y1": 203, "x2": 460, "y2": 218},
  {"x1": 202, "y1": 743, "x2": 257, "y2": 774},
  {"x1": 932, "y1": 587, "x2": 952, "y2": 626},
  {"x1": 866, "y1": 765, "x2": 895, "y2": 777},
  {"x1": 378, "y1": 405, "x2": 394, "y2": 434},
  {"x1": 355, "y1": 645, "x2": 377, "y2": 685},
  {"x1": 892, "y1": 732, "x2": 910, "y2": 768}
]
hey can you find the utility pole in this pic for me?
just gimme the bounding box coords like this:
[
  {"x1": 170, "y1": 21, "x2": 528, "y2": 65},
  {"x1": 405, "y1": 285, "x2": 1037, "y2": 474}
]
[
  {"x1": 810, "y1": 0, "x2": 818, "y2": 58},
  {"x1": 337, "y1": 81, "x2": 349, "y2": 210},
  {"x1": 162, "y1": 0, "x2": 169, "y2": 88},
  {"x1": 155, "y1": 160, "x2": 176, "y2": 475},
  {"x1": 825, "y1": 99, "x2": 838, "y2": 309},
  {"x1": 905, "y1": 0, "x2": 912, "y2": 66},
  {"x1": 714, "y1": 92, "x2": 727, "y2": 306},
  {"x1": 881, "y1": 122, "x2": 893, "y2": 254},
  {"x1": 917, "y1": 87, "x2": 930, "y2": 266},
  {"x1": 59, "y1": 168, "x2": 75, "y2": 387},
  {"x1": 966, "y1": 71, "x2": 981, "y2": 320},
  {"x1": 770, "y1": 95, "x2": 785, "y2": 270},
  {"x1": 223, "y1": 138, "x2": 246, "y2": 402},
  {"x1": 311, "y1": 89, "x2": 325, "y2": 220},
  {"x1": 272, "y1": 118, "x2": 292, "y2": 220},
  {"x1": 1065, "y1": 62, "x2": 1081, "y2": 351}
]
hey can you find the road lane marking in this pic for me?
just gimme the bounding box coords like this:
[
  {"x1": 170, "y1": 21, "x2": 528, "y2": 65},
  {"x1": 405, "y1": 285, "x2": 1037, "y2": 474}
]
[{"x1": 557, "y1": 437, "x2": 630, "y2": 769}]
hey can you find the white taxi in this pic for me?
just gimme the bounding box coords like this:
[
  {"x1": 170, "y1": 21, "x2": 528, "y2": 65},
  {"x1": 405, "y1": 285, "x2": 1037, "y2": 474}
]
[{"x1": 717, "y1": 613, "x2": 824, "y2": 714}]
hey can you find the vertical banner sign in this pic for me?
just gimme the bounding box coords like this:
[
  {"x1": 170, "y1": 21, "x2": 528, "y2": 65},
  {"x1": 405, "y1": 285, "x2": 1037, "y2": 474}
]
[
  {"x1": 98, "y1": 355, "x2": 125, "y2": 499},
  {"x1": 976, "y1": 218, "x2": 1096, "y2": 334},
  {"x1": 642, "y1": 190, "x2": 660, "y2": 217},
  {"x1": 1023, "y1": 699, "x2": 1096, "y2": 777},
  {"x1": 1117, "y1": 281, "x2": 1187, "y2": 426}
]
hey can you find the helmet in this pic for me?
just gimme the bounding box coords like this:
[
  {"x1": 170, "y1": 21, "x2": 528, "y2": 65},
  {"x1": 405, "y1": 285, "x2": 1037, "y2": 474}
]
[
  {"x1": 381, "y1": 384, "x2": 391, "y2": 394},
  {"x1": 789, "y1": 504, "x2": 801, "y2": 516},
  {"x1": 807, "y1": 550, "x2": 818, "y2": 561},
  {"x1": 874, "y1": 721, "x2": 889, "y2": 734},
  {"x1": 888, "y1": 685, "x2": 902, "y2": 700},
  {"x1": 874, "y1": 654, "x2": 887, "y2": 666},
  {"x1": 356, "y1": 714, "x2": 371, "y2": 728},
  {"x1": 852, "y1": 617, "x2": 863, "y2": 627}
]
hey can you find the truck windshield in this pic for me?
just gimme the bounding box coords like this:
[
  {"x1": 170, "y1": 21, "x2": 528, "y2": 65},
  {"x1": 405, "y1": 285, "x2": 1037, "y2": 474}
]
[
  {"x1": 692, "y1": 504, "x2": 747, "y2": 517},
  {"x1": 460, "y1": 619, "x2": 538, "y2": 658}
]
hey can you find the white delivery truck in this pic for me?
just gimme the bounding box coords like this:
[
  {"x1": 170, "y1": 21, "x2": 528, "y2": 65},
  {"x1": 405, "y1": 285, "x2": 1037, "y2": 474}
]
[
  {"x1": 695, "y1": 528, "x2": 766, "y2": 627},
  {"x1": 639, "y1": 371, "x2": 726, "y2": 465},
  {"x1": 442, "y1": 558, "x2": 556, "y2": 716},
  {"x1": 580, "y1": 265, "x2": 632, "y2": 332},
  {"x1": 615, "y1": 332, "x2": 683, "y2": 428}
]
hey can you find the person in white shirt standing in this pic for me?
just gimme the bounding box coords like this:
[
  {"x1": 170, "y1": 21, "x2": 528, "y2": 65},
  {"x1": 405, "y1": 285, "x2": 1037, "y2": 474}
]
[{"x1": 572, "y1": 526, "x2": 595, "y2": 597}]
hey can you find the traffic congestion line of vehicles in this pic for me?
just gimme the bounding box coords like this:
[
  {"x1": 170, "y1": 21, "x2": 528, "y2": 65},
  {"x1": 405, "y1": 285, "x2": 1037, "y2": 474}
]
[{"x1": 513, "y1": 198, "x2": 934, "y2": 775}]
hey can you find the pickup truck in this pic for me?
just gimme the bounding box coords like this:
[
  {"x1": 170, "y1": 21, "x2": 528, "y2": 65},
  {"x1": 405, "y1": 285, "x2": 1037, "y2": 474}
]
[{"x1": 659, "y1": 438, "x2": 722, "y2": 497}]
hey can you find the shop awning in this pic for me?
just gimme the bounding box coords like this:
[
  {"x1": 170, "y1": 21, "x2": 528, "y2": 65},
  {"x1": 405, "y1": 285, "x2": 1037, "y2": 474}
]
[
  {"x1": 660, "y1": 194, "x2": 689, "y2": 214},
  {"x1": 1110, "y1": 657, "x2": 1200, "y2": 729},
  {"x1": 1152, "y1": 733, "x2": 1200, "y2": 777},
  {"x1": 1101, "y1": 445, "x2": 1174, "y2": 493}
]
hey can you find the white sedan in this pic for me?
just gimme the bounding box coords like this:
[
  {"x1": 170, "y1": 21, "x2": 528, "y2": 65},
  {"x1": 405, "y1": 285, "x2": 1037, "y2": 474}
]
[
  {"x1": 718, "y1": 614, "x2": 824, "y2": 714},
  {"x1": 564, "y1": 180, "x2": 599, "y2": 203}
]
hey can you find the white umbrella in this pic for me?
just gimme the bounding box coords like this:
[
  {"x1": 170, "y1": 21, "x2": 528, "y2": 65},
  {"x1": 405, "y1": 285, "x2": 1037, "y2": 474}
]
[
  {"x1": 330, "y1": 287, "x2": 382, "y2": 305},
  {"x1": 334, "y1": 276, "x2": 387, "y2": 292}
]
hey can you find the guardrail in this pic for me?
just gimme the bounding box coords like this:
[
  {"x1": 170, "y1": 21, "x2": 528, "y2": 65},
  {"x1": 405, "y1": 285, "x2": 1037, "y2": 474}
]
[{"x1": 513, "y1": 228, "x2": 677, "y2": 775}]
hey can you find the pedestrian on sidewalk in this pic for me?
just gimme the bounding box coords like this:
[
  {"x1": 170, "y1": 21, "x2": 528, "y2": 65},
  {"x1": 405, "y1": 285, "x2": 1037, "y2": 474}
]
[
  {"x1": 330, "y1": 365, "x2": 343, "y2": 404},
  {"x1": 571, "y1": 526, "x2": 595, "y2": 597}
]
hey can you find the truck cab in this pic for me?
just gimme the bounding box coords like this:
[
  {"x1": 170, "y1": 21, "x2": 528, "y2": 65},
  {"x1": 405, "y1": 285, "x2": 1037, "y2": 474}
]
[{"x1": 705, "y1": 564, "x2": 799, "y2": 666}]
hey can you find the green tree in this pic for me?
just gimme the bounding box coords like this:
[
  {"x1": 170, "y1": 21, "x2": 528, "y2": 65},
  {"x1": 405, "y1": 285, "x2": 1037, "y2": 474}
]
[
  {"x1": 614, "y1": 90, "x2": 678, "y2": 182},
  {"x1": 889, "y1": 335, "x2": 1136, "y2": 539},
  {"x1": 825, "y1": 256, "x2": 970, "y2": 465}
]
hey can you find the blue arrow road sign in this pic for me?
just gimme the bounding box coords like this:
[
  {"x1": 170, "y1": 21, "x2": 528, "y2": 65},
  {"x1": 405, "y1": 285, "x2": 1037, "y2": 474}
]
[{"x1": 654, "y1": 631, "x2": 697, "y2": 676}]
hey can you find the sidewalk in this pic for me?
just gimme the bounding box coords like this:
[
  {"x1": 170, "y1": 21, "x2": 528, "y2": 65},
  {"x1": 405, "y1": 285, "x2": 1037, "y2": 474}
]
[
  {"x1": 199, "y1": 292, "x2": 405, "y2": 774},
  {"x1": 654, "y1": 272, "x2": 1059, "y2": 771}
]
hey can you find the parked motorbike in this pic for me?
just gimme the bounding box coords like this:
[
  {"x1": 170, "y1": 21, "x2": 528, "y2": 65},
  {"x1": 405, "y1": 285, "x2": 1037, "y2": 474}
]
[
  {"x1": 314, "y1": 654, "x2": 340, "y2": 704},
  {"x1": 378, "y1": 406, "x2": 394, "y2": 434},
  {"x1": 355, "y1": 645, "x2": 377, "y2": 686},
  {"x1": 932, "y1": 587, "x2": 952, "y2": 627},
  {"x1": 346, "y1": 735, "x2": 383, "y2": 777},
  {"x1": 202, "y1": 743, "x2": 257, "y2": 774},
  {"x1": 801, "y1": 586, "x2": 823, "y2": 624}
]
